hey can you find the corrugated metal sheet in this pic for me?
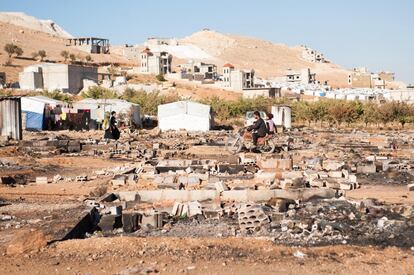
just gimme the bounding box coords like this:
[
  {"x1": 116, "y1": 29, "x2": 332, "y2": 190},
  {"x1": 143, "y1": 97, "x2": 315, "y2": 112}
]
[{"x1": 0, "y1": 97, "x2": 23, "y2": 140}]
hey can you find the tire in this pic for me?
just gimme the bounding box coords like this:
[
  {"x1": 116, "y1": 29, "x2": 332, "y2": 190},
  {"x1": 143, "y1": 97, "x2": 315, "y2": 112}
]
[
  {"x1": 259, "y1": 139, "x2": 275, "y2": 154},
  {"x1": 226, "y1": 136, "x2": 243, "y2": 154}
]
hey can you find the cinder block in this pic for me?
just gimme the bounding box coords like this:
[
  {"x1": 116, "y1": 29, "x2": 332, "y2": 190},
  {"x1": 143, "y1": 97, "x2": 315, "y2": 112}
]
[
  {"x1": 215, "y1": 181, "x2": 229, "y2": 193},
  {"x1": 328, "y1": 171, "x2": 343, "y2": 178},
  {"x1": 122, "y1": 213, "x2": 140, "y2": 233},
  {"x1": 36, "y1": 177, "x2": 48, "y2": 184},
  {"x1": 98, "y1": 214, "x2": 122, "y2": 232}
]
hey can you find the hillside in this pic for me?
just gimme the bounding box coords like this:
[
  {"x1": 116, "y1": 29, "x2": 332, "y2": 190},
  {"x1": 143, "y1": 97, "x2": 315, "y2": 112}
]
[
  {"x1": 0, "y1": 19, "x2": 135, "y2": 83},
  {"x1": 0, "y1": 12, "x2": 73, "y2": 38},
  {"x1": 180, "y1": 30, "x2": 351, "y2": 87}
]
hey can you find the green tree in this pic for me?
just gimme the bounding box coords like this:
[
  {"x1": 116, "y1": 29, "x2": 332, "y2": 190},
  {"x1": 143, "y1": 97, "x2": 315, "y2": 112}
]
[
  {"x1": 38, "y1": 50, "x2": 46, "y2": 62},
  {"x1": 69, "y1": 53, "x2": 76, "y2": 63},
  {"x1": 61, "y1": 50, "x2": 69, "y2": 62},
  {"x1": 4, "y1": 43, "x2": 23, "y2": 65},
  {"x1": 82, "y1": 86, "x2": 117, "y2": 99},
  {"x1": 156, "y1": 74, "x2": 166, "y2": 82}
]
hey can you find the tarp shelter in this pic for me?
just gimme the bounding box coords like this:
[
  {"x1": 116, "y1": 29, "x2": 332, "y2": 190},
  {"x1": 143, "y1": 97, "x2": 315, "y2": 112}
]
[
  {"x1": 21, "y1": 96, "x2": 64, "y2": 130},
  {"x1": 0, "y1": 96, "x2": 22, "y2": 140},
  {"x1": 158, "y1": 101, "x2": 212, "y2": 132},
  {"x1": 72, "y1": 99, "x2": 142, "y2": 128}
]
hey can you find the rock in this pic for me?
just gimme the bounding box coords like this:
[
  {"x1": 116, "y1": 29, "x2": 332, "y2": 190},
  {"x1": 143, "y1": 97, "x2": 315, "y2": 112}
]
[{"x1": 6, "y1": 230, "x2": 47, "y2": 256}]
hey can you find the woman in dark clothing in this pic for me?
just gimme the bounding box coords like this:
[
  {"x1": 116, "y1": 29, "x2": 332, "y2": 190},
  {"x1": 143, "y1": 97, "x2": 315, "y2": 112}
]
[{"x1": 104, "y1": 111, "x2": 120, "y2": 140}]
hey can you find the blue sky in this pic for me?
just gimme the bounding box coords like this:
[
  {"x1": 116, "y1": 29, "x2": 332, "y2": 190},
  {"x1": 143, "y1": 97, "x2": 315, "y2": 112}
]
[{"x1": 2, "y1": 0, "x2": 413, "y2": 83}]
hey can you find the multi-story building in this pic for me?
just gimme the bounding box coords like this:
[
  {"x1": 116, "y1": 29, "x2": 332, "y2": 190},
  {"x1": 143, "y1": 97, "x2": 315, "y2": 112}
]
[
  {"x1": 286, "y1": 68, "x2": 316, "y2": 84},
  {"x1": 180, "y1": 61, "x2": 217, "y2": 80},
  {"x1": 140, "y1": 48, "x2": 172, "y2": 75},
  {"x1": 222, "y1": 63, "x2": 255, "y2": 91}
]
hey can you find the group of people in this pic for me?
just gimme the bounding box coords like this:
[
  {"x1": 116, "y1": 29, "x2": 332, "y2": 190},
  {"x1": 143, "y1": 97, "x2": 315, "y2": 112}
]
[{"x1": 247, "y1": 111, "x2": 277, "y2": 147}]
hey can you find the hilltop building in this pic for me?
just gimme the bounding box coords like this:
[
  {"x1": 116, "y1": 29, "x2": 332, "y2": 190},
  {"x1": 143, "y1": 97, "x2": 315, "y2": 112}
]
[
  {"x1": 67, "y1": 37, "x2": 110, "y2": 54},
  {"x1": 180, "y1": 61, "x2": 217, "y2": 81},
  {"x1": 222, "y1": 63, "x2": 254, "y2": 91},
  {"x1": 140, "y1": 48, "x2": 172, "y2": 75}
]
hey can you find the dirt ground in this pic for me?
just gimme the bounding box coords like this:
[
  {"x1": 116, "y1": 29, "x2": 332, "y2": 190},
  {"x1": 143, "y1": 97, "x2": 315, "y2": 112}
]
[
  {"x1": 0, "y1": 236, "x2": 413, "y2": 275},
  {"x1": 1, "y1": 129, "x2": 414, "y2": 274}
]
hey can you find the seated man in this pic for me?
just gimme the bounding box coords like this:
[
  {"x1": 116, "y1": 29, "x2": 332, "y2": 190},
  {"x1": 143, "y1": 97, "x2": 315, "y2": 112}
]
[{"x1": 247, "y1": 111, "x2": 268, "y2": 147}]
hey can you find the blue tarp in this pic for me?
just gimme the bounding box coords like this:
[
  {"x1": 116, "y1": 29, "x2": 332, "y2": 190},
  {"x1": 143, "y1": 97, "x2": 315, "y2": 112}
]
[{"x1": 24, "y1": 111, "x2": 43, "y2": 131}]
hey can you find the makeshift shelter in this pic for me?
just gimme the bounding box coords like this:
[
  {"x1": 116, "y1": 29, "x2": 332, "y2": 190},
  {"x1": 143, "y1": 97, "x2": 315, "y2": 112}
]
[
  {"x1": 0, "y1": 96, "x2": 22, "y2": 140},
  {"x1": 271, "y1": 105, "x2": 292, "y2": 129},
  {"x1": 158, "y1": 101, "x2": 212, "y2": 132},
  {"x1": 72, "y1": 99, "x2": 142, "y2": 128},
  {"x1": 21, "y1": 96, "x2": 64, "y2": 130}
]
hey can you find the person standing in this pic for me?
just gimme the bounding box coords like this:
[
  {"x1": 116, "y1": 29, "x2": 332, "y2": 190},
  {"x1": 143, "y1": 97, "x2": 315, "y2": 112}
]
[{"x1": 104, "y1": 111, "x2": 120, "y2": 140}]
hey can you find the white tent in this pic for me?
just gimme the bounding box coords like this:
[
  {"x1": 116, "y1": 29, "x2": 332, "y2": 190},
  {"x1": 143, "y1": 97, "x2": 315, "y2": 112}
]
[
  {"x1": 158, "y1": 101, "x2": 212, "y2": 132},
  {"x1": 73, "y1": 98, "x2": 142, "y2": 127}
]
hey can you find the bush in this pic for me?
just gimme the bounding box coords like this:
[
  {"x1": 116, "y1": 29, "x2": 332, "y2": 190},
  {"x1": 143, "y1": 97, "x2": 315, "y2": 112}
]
[
  {"x1": 61, "y1": 50, "x2": 69, "y2": 62},
  {"x1": 82, "y1": 86, "x2": 118, "y2": 99},
  {"x1": 156, "y1": 74, "x2": 166, "y2": 82},
  {"x1": 121, "y1": 88, "x2": 179, "y2": 115}
]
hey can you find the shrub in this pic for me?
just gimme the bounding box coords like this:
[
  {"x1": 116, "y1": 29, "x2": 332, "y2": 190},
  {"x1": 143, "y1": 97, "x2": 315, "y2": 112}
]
[
  {"x1": 82, "y1": 86, "x2": 118, "y2": 99},
  {"x1": 38, "y1": 50, "x2": 46, "y2": 61},
  {"x1": 156, "y1": 74, "x2": 166, "y2": 82},
  {"x1": 61, "y1": 50, "x2": 69, "y2": 62}
]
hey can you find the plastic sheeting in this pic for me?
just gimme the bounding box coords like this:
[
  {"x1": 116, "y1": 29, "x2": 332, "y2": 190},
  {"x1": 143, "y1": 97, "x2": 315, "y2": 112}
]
[
  {"x1": 158, "y1": 101, "x2": 211, "y2": 132},
  {"x1": 23, "y1": 111, "x2": 43, "y2": 130}
]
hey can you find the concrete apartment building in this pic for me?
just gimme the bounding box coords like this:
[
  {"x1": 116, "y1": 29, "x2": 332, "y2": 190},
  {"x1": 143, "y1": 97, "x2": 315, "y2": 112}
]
[
  {"x1": 286, "y1": 68, "x2": 316, "y2": 84},
  {"x1": 19, "y1": 63, "x2": 98, "y2": 94},
  {"x1": 222, "y1": 63, "x2": 255, "y2": 91},
  {"x1": 181, "y1": 61, "x2": 217, "y2": 81},
  {"x1": 140, "y1": 48, "x2": 172, "y2": 75},
  {"x1": 348, "y1": 68, "x2": 393, "y2": 89},
  {"x1": 67, "y1": 37, "x2": 110, "y2": 54}
]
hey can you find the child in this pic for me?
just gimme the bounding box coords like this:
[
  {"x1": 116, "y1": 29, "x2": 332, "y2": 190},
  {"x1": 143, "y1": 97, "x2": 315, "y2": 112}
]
[{"x1": 265, "y1": 112, "x2": 277, "y2": 134}]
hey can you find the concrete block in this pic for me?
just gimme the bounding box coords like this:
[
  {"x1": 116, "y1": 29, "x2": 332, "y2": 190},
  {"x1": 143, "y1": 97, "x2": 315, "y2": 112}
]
[
  {"x1": 112, "y1": 175, "x2": 126, "y2": 186},
  {"x1": 118, "y1": 191, "x2": 140, "y2": 202},
  {"x1": 348, "y1": 174, "x2": 357, "y2": 183},
  {"x1": 140, "y1": 213, "x2": 164, "y2": 228},
  {"x1": 323, "y1": 160, "x2": 344, "y2": 171},
  {"x1": 98, "y1": 215, "x2": 122, "y2": 232},
  {"x1": 188, "y1": 201, "x2": 203, "y2": 217},
  {"x1": 238, "y1": 204, "x2": 269, "y2": 232},
  {"x1": 328, "y1": 171, "x2": 343, "y2": 178},
  {"x1": 280, "y1": 177, "x2": 305, "y2": 190},
  {"x1": 357, "y1": 162, "x2": 376, "y2": 174},
  {"x1": 217, "y1": 164, "x2": 245, "y2": 174},
  {"x1": 339, "y1": 182, "x2": 353, "y2": 190},
  {"x1": 187, "y1": 176, "x2": 201, "y2": 185},
  {"x1": 309, "y1": 179, "x2": 325, "y2": 188},
  {"x1": 342, "y1": 169, "x2": 349, "y2": 179},
  {"x1": 282, "y1": 171, "x2": 303, "y2": 179},
  {"x1": 36, "y1": 177, "x2": 48, "y2": 184},
  {"x1": 122, "y1": 213, "x2": 140, "y2": 233},
  {"x1": 215, "y1": 181, "x2": 229, "y2": 193}
]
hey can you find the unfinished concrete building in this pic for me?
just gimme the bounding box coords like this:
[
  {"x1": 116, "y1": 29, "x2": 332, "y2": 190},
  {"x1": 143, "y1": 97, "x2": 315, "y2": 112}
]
[
  {"x1": 140, "y1": 48, "x2": 172, "y2": 75},
  {"x1": 67, "y1": 37, "x2": 110, "y2": 54},
  {"x1": 19, "y1": 63, "x2": 98, "y2": 94},
  {"x1": 348, "y1": 68, "x2": 393, "y2": 89},
  {"x1": 181, "y1": 61, "x2": 217, "y2": 81},
  {"x1": 301, "y1": 46, "x2": 327, "y2": 63},
  {"x1": 222, "y1": 63, "x2": 255, "y2": 91},
  {"x1": 286, "y1": 68, "x2": 316, "y2": 84}
]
